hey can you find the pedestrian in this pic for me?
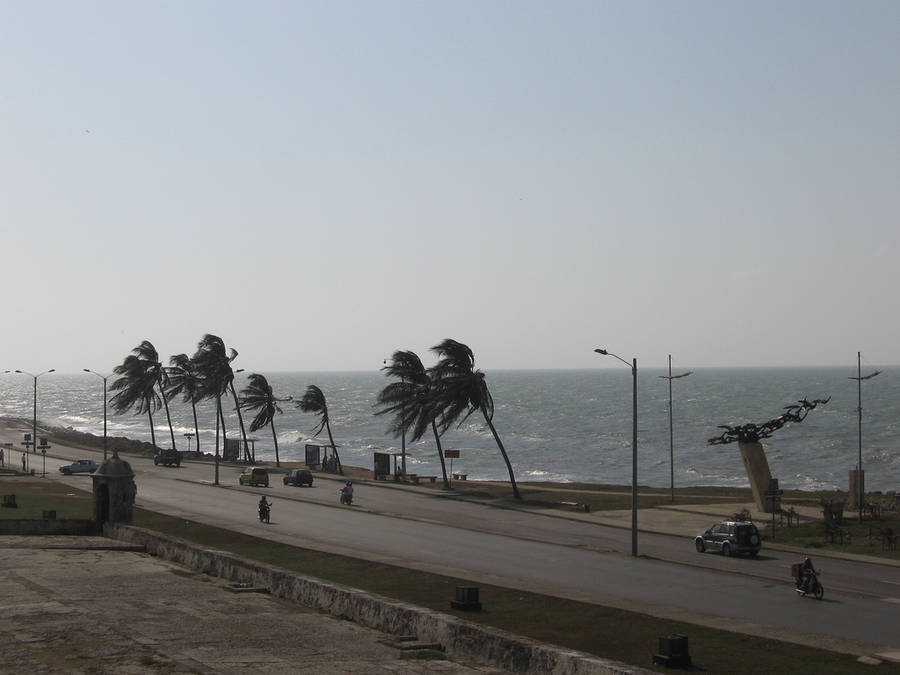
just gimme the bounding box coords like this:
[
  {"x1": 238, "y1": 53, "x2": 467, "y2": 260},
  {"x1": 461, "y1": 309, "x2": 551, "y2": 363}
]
[
  {"x1": 0, "y1": 447, "x2": 4, "y2": 466},
  {"x1": 22, "y1": 452, "x2": 27, "y2": 472}
]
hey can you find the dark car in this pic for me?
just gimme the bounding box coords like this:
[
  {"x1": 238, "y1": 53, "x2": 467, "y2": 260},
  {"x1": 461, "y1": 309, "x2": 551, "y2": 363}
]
[
  {"x1": 695, "y1": 520, "x2": 761, "y2": 557},
  {"x1": 283, "y1": 469, "x2": 313, "y2": 487},
  {"x1": 153, "y1": 448, "x2": 181, "y2": 467}
]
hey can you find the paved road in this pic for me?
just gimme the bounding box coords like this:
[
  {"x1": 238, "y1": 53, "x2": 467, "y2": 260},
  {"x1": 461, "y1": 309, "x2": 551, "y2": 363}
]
[{"x1": 6, "y1": 435, "x2": 900, "y2": 659}]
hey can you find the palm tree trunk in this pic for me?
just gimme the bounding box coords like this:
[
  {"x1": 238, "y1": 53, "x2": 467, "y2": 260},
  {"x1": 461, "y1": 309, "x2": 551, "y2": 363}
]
[
  {"x1": 325, "y1": 421, "x2": 342, "y2": 475},
  {"x1": 229, "y1": 381, "x2": 251, "y2": 463},
  {"x1": 270, "y1": 417, "x2": 280, "y2": 467},
  {"x1": 191, "y1": 401, "x2": 201, "y2": 456},
  {"x1": 481, "y1": 408, "x2": 521, "y2": 500},
  {"x1": 145, "y1": 395, "x2": 157, "y2": 449},
  {"x1": 214, "y1": 395, "x2": 221, "y2": 485},
  {"x1": 431, "y1": 420, "x2": 450, "y2": 489},
  {"x1": 159, "y1": 379, "x2": 177, "y2": 451}
]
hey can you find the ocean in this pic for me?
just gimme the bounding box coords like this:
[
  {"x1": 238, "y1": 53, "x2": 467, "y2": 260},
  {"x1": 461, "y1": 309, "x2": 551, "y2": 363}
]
[{"x1": 1, "y1": 367, "x2": 897, "y2": 493}]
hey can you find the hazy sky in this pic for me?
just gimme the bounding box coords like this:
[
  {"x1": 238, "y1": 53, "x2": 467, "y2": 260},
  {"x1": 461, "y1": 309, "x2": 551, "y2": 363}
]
[{"x1": 3, "y1": 1, "x2": 898, "y2": 374}]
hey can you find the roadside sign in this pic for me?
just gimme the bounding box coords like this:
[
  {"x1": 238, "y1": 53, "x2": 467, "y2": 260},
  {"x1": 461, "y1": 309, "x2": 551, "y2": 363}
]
[{"x1": 443, "y1": 450, "x2": 460, "y2": 458}]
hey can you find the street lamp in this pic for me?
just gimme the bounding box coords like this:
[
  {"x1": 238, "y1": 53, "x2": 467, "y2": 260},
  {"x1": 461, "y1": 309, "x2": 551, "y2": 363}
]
[
  {"x1": 15, "y1": 369, "x2": 55, "y2": 456},
  {"x1": 848, "y1": 352, "x2": 880, "y2": 521},
  {"x1": 659, "y1": 355, "x2": 692, "y2": 503},
  {"x1": 594, "y1": 348, "x2": 638, "y2": 557},
  {"x1": 83, "y1": 369, "x2": 110, "y2": 460}
]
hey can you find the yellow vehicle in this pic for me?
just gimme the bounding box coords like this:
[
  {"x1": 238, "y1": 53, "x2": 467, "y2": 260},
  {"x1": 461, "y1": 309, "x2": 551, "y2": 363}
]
[{"x1": 238, "y1": 468, "x2": 269, "y2": 487}]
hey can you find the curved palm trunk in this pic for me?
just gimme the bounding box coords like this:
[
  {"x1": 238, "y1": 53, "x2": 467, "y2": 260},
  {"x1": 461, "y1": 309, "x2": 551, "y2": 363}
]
[
  {"x1": 270, "y1": 417, "x2": 280, "y2": 467},
  {"x1": 229, "y1": 381, "x2": 251, "y2": 463},
  {"x1": 191, "y1": 401, "x2": 201, "y2": 456},
  {"x1": 214, "y1": 395, "x2": 221, "y2": 485},
  {"x1": 145, "y1": 395, "x2": 157, "y2": 449},
  {"x1": 431, "y1": 420, "x2": 451, "y2": 489},
  {"x1": 325, "y1": 421, "x2": 342, "y2": 475},
  {"x1": 158, "y1": 377, "x2": 177, "y2": 451},
  {"x1": 481, "y1": 408, "x2": 520, "y2": 500}
]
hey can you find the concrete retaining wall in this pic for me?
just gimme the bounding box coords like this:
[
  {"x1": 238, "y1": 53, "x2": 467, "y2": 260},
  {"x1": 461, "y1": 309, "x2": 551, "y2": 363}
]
[
  {"x1": 106, "y1": 523, "x2": 651, "y2": 675},
  {"x1": 0, "y1": 519, "x2": 98, "y2": 536}
]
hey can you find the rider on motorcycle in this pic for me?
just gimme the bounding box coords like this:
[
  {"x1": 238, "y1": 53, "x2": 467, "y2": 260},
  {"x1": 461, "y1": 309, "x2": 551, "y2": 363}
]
[
  {"x1": 258, "y1": 495, "x2": 271, "y2": 518},
  {"x1": 796, "y1": 556, "x2": 816, "y2": 593},
  {"x1": 340, "y1": 481, "x2": 353, "y2": 503}
]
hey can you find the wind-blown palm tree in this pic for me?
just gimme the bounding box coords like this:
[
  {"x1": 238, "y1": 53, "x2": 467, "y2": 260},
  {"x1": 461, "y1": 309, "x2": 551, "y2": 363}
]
[
  {"x1": 110, "y1": 353, "x2": 160, "y2": 448},
  {"x1": 428, "y1": 339, "x2": 520, "y2": 500},
  {"x1": 192, "y1": 334, "x2": 251, "y2": 462},
  {"x1": 297, "y1": 385, "x2": 342, "y2": 474},
  {"x1": 110, "y1": 341, "x2": 177, "y2": 451},
  {"x1": 239, "y1": 373, "x2": 286, "y2": 467},
  {"x1": 166, "y1": 353, "x2": 203, "y2": 456},
  {"x1": 136, "y1": 340, "x2": 177, "y2": 451},
  {"x1": 376, "y1": 350, "x2": 450, "y2": 489}
]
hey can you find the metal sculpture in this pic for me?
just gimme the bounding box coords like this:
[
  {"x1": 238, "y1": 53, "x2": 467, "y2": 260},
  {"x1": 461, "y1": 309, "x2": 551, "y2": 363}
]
[{"x1": 708, "y1": 397, "x2": 831, "y2": 445}]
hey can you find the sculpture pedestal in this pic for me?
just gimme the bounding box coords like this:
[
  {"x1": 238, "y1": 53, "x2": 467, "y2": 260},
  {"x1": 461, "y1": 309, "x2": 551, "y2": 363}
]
[{"x1": 738, "y1": 441, "x2": 773, "y2": 513}]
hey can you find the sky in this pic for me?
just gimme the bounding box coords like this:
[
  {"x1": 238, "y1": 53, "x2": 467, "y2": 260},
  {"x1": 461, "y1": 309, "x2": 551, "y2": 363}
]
[{"x1": 2, "y1": 1, "x2": 898, "y2": 374}]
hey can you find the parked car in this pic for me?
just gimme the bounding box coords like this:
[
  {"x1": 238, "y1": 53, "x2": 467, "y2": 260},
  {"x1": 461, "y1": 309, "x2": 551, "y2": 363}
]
[
  {"x1": 695, "y1": 520, "x2": 761, "y2": 556},
  {"x1": 60, "y1": 459, "x2": 99, "y2": 475},
  {"x1": 283, "y1": 469, "x2": 314, "y2": 487},
  {"x1": 239, "y1": 468, "x2": 269, "y2": 487}
]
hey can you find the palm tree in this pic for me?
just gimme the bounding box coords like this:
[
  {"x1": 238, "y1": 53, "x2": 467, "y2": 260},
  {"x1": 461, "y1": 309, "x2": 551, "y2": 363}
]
[
  {"x1": 136, "y1": 341, "x2": 177, "y2": 451},
  {"x1": 192, "y1": 334, "x2": 251, "y2": 462},
  {"x1": 239, "y1": 373, "x2": 286, "y2": 467},
  {"x1": 110, "y1": 353, "x2": 160, "y2": 448},
  {"x1": 428, "y1": 339, "x2": 520, "y2": 500},
  {"x1": 166, "y1": 353, "x2": 203, "y2": 456},
  {"x1": 376, "y1": 350, "x2": 450, "y2": 489},
  {"x1": 296, "y1": 384, "x2": 342, "y2": 474}
]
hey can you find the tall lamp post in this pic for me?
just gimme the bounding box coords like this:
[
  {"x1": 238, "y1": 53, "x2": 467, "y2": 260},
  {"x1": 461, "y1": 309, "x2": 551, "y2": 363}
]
[
  {"x1": 594, "y1": 348, "x2": 638, "y2": 557},
  {"x1": 849, "y1": 352, "x2": 880, "y2": 521},
  {"x1": 659, "y1": 355, "x2": 692, "y2": 503},
  {"x1": 15, "y1": 369, "x2": 55, "y2": 455},
  {"x1": 83, "y1": 369, "x2": 110, "y2": 460}
]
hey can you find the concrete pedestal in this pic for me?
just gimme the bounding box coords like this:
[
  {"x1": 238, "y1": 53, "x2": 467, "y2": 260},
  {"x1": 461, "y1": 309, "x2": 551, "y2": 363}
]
[
  {"x1": 738, "y1": 441, "x2": 774, "y2": 513},
  {"x1": 849, "y1": 469, "x2": 865, "y2": 511}
]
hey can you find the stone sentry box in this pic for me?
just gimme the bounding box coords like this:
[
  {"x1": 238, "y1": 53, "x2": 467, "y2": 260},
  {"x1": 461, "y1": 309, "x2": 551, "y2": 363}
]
[{"x1": 92, "y1": 451, "x2": 136, "y2": 526}]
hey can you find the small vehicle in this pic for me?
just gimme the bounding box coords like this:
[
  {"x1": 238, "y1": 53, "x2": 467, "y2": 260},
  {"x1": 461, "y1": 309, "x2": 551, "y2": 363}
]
[
  {"x1": 239, "y1": 468, "x2": 269, "y2": 487},
  {"x1": 339, "y1": 482, "x2": 353, "y2": 505},
  {"x1": 793, "y1": 562, "x2": 824, "y2": 599},
  {"x1": 283, "y1": 469, "x2": 314, "y2": 487},
  {"x1": 258, "y1": 499, "x2": 271, "y2": 523},
  {"x1": 153, "y1": 448, "x2": 181, "y2": 467},
  {"x1": 695, "y1": 520, "x2": 761, "y2": 557},
  {"x1": 59, "y1": 459, "x2": 99, "y2": 475}
]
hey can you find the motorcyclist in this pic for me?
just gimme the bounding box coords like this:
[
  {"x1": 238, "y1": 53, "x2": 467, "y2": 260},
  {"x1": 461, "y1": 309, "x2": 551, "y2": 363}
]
[
  {"x1": 258, "y1": 495, "x2": 271, "y2": 520},
  {"x1": 340, "y1": 481, "x2": 353, "y2": 503},
  {"x1": 796, "y1": 556, "x2": 816, "y2": 593}
]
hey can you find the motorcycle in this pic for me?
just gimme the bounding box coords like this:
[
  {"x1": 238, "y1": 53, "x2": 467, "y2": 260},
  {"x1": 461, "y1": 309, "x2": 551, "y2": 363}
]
[
  {"x1": 339, "y1": 488, "x2": 353, "y2": 505},
  {"x1": 258, "y1": 501, "x2": 271, "y2": 523},
  {"x1": 796, "y1": 570, "x2": 824, "y2": 600}
]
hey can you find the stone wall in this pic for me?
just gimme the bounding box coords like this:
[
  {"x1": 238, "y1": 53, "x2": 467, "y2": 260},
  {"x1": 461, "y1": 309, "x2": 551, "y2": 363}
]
[{"x1": 106, "y1": 523, "x2": 650, "y2": 675}]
